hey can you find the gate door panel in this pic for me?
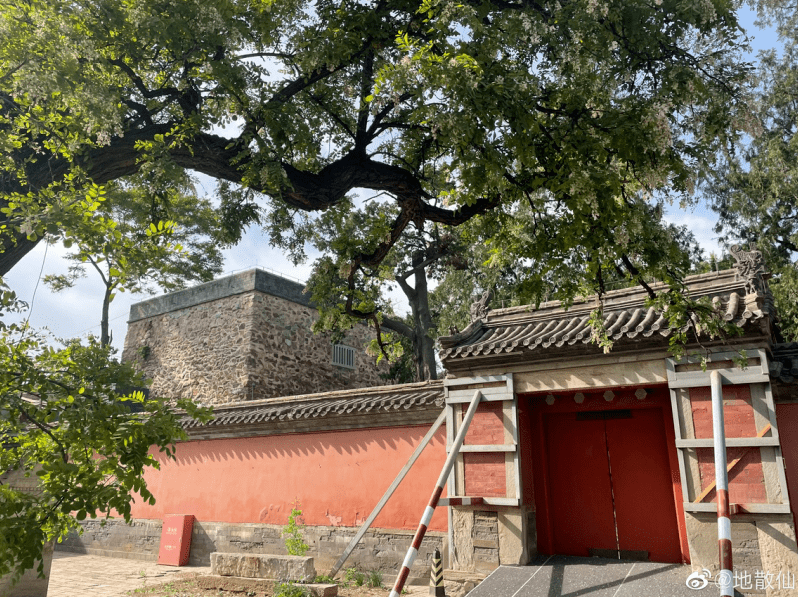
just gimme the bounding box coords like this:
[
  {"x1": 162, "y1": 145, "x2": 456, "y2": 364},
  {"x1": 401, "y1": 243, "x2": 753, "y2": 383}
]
[
  {"x1": 546, "y1": 412, "x2": 617, "y2": 557},
  {"x1": 606, "y1": 409, "x2": 682, "y2": 563}
]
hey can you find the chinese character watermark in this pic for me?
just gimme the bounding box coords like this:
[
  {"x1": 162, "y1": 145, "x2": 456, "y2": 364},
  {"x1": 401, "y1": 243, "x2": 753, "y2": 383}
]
[{"x1": 686, "y1": 568, "x2": 795, "y2": 590}]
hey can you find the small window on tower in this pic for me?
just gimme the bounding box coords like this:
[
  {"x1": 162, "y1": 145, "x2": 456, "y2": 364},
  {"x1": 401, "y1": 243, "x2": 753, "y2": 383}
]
[{"x1": 331, "y1": 344, "x2": 356, "y2": 369}]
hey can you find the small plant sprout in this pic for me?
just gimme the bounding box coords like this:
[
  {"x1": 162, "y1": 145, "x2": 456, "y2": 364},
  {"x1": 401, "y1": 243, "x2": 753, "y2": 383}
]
[
  {"x1": 367, "y1": 570, "x2": 383, "y2": 588},
  {"x1": 282, "y1": 501, "x2": 310, "y2": 556}
]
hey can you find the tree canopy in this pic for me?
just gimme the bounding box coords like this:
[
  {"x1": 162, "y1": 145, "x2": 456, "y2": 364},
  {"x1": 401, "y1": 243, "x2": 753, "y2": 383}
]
[
  {"x1": 299, "y1": 197, "x2": 707, "y2": 381},
  {"x1": 1, "y1": 0, "x2": 751, "y2": 323},
  {"x1": 706, "y1": 1, "x2": 798, "y2": 339}
]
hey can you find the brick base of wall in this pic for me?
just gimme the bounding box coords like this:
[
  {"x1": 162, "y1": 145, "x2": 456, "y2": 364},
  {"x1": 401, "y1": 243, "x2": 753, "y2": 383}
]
[{"x1": 57, "y1": 519, "x2": 445, "y2": 585}]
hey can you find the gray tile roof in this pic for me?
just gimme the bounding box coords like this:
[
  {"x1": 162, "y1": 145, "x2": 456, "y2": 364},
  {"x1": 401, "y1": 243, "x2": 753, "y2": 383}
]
[
  {"x1": 440, "y1": 266, "x2": 775, "y2": 367},
  {"x1": 181, "y1": 380, "x2": 444, "y2": 432}
]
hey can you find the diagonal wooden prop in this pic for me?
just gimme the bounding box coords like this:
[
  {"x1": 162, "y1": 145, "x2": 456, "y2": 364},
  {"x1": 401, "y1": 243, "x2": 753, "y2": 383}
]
[{"x1": 694, "y1": 423, "x2": 772, "y2": 503}]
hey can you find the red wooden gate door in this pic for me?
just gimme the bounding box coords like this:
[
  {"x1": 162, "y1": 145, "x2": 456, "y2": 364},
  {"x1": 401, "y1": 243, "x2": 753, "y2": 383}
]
[
  {"x1": 544, "y1": 407, "x2": 682, "y2": 563},
  {"x1": 546, "y1": 413, "x2": 617, "y2": 558},
  {"x1": 606, "y1": 408, "x2": 682, "y2": 563}
]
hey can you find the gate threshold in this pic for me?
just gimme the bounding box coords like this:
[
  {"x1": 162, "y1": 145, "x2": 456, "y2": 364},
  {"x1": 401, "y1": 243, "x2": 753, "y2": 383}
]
[{"x1": 467, "y1": 555, "x2": 700, "y2": 597}]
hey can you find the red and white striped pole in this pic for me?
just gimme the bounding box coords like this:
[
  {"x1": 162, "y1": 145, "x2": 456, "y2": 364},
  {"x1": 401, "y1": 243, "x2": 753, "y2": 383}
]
[
  {"x1": 389, "y1": 389, "x2": 483, "y2": 597},
  {"x1": 711, "y1": 370, "x2": 733, "y2": 596}
]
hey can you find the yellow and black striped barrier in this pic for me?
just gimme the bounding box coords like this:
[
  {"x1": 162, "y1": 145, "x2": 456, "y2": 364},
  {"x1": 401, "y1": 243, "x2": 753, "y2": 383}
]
[{"x1": 430, "y1": 547, "x2": 445, "y2": 596}]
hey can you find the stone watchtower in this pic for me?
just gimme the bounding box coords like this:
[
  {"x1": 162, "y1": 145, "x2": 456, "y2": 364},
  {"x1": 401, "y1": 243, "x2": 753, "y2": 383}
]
[{"x1": 121, "y1": 269, "x2": 388, "y2": 405}]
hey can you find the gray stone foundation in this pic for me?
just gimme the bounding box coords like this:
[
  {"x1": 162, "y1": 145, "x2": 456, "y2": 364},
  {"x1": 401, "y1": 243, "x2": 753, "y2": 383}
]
[
  {"x1": 451, "y1": 505, "x2": 532, "y2": 573},
  {"x1": 684, "y1": 512, "x2": 798, "y2": 597},
  {"x1": 57, "y1": 519, "x2": 445, "y2": 584}
]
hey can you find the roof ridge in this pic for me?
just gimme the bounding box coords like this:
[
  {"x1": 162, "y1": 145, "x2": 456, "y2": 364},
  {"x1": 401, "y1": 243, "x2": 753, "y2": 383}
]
[
  {"x1": 206, "y1": 379, "x2": 444, "y2": 412},
  {"x1": 486, "y1": 269, "x2": 740, "y2": 321}
]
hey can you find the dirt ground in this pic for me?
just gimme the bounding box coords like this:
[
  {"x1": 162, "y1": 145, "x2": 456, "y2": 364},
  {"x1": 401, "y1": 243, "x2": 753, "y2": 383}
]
[{"x1": 126, "y1": 572, "x2": 422, "y2": 597}]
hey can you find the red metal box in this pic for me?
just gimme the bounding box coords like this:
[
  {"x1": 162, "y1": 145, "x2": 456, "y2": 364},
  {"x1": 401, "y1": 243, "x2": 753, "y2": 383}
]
[{"x1": 157, "y1": 514, "x2": 194, "y2": 566}]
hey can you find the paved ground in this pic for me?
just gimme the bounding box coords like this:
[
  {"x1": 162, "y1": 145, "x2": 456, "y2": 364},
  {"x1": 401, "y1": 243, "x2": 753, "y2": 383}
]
[
  {"x1": 48, "y1": 552, "x2": 212, "y2": 597},
  {"x1": 46, "y1": 551, "x2": 719, "y2": 597},
  {"x1": 46, "y1": 552, "x2": 431, "y2": 597},
  {"x1": 468, "y1": 555, "x2": 705, "y2": 597}
]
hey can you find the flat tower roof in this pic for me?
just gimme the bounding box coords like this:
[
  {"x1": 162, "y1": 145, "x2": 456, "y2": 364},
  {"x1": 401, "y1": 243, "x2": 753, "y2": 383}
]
[{"x1": 128, "y1": 268, "x2": 310, "y2": 322}]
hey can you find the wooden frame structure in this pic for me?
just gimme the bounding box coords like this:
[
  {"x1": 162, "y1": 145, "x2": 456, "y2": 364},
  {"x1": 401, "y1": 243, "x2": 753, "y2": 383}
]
[
  {"x1": 443, "y1": 374, "x2": 519, "y2": 567},
  {"x1": 666, "y1": 348, "x2": 792, "y2": 515}
]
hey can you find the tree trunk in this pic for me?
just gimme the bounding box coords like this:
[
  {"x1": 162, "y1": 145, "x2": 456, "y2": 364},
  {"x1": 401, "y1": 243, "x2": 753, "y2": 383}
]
[
  {"x1": 1, "y1": 125, "x2": 497, "y2": 277},
  {"x1": 100, "y1": 285, "x2": 112, "y2": 347},
  {"x1": 395, "y1": 251, "x2": 438, "y2": 382},
  {"x1": 411, "y1": 258, "x2": 438, "y2": 381}
]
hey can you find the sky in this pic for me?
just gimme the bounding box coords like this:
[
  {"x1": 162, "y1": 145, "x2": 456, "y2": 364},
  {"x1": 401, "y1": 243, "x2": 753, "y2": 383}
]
[{"x1": 2, "y1": 7, "x2": 782, "y2": 354}]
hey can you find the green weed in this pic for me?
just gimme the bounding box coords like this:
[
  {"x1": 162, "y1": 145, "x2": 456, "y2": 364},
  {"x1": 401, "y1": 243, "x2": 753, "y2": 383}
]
[
  {"x1": 274, "y1": 581, "x2": 311, "y2": 597},
  {"x1": 367, "y1": 570, "x2": 383, "y2": 588},
  {"x1": 314, "y1": 575, "x2": 337, "y2": 584},
  {"x1": 344, "y1": 567, "x2": 365, "y2": 586}
]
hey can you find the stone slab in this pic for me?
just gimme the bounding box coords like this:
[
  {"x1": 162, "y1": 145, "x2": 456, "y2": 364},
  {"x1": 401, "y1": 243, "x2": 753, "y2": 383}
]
[
  {"x1": 45, "y1": 552, "x2": 433, "y2": 597},
  {"x1": 303, "y1": 583, "x2": 338, "y2": 597},
  {"x1": 47, "y1": 552, "x2": 212, "y2": 597},
  {"x1": 210, "y1": 552, "x2": 315, "y2": 582},
  {"x1": 197, "y1": 575, "x2": 337, "y2": 597}
]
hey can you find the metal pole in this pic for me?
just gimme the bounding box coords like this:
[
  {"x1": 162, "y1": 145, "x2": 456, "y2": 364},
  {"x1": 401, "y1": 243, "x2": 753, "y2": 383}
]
[
  {"x1": 329, "y1": 409, "x2": 447, "y2": 578},
  {"x1": 389, "y1": 390, "x2": 483, "y2": 597},
  {"x1": 711, "y1": 370, "x2": 733, "y2": 596}
]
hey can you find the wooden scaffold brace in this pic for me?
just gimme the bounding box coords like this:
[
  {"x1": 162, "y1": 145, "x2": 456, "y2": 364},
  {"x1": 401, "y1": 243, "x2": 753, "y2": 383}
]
[{"x1": 388, "y1": 389, "x2": 483, "y2": 597}]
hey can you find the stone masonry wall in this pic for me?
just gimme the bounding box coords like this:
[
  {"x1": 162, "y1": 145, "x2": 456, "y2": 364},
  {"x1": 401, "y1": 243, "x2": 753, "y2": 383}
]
[
  {"x1": 245, "y1": 291, "x2": 386, "y2": 400},
  {"x1": 121, "y1": 270, "x2": 387, "y2": 405},
  {"x1": 0, "y1": 469, "x2": 53, "y2": 597},
  {"x1": 472, "y1": 511, "x2": 499, "y2": 573},
  {"x1": 122, "y1": 293, "x2": 254, "y2": 404},
  {"x1": 451, "y1": 506, "x2": 527, "y2": 573},
  {"x1": 58, "y1": 519, "x2": 444, "y2": 585}
]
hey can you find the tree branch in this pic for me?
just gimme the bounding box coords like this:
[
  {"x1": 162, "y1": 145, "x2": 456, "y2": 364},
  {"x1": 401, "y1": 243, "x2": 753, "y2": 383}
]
[
  {"x1": 621, "y1": 254, "x2": 657, "y2": 299},
  {"x1": 19, "y1": 407, "x2": 68, "y2": 464},
  {"x1": 380, "y1": 315, "x2": 415, "y2": 339}
]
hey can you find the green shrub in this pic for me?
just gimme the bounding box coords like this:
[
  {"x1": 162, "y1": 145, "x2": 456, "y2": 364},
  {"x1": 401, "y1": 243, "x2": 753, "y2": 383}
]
[{"x1": 282, "y1": 502, "x2": 309, "y2": 556}]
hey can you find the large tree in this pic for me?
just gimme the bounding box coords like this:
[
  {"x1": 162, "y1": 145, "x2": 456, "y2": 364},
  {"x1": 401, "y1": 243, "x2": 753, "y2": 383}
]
[
  {"x1": 1, "y1": 0, "x2": 751, "y2": 331},
  {"x1": 705, "y1": 1, "x2": 798, "y2": 338}
]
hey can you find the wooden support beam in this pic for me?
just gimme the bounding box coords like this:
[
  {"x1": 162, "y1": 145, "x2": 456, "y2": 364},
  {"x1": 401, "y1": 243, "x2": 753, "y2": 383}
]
[
  {"x1": 694, "y1": 423, "x2": 772, "y2": 504},
  {"x1": 438, "y1": 497, "x2": 484, "y2": 507},
  {"x1": 329, "y1": 409, "x2": 447, "y2": 578}
]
